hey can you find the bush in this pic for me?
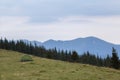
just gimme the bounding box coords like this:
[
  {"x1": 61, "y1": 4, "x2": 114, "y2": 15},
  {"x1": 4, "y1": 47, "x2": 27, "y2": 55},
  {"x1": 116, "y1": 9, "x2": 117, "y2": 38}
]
[{"x1": 20, "y1": 55, "x2": 33, "y2": 62}]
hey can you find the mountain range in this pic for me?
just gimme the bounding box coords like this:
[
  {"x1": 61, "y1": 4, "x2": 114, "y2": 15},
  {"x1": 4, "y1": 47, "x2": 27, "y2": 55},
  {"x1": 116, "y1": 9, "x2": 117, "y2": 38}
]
[{"x1": 22, "y1": 37, "x2": 120, "y2": 58}]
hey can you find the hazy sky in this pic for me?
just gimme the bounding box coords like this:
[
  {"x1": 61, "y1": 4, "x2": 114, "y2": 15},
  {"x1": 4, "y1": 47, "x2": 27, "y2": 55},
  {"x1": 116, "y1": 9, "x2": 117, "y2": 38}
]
[{"x1": 0, "y1": 0, "x2": 120, "y2": 44}]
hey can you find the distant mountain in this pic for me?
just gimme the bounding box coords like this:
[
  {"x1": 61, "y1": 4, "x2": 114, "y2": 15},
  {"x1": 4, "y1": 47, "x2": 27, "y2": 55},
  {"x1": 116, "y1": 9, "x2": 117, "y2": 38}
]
[
  {"x1": 22, "y1": 37, "x2": 120, "y2": 58},
  {"x1": 21, "y1": 39, "x2": 42, "y2": 46}
]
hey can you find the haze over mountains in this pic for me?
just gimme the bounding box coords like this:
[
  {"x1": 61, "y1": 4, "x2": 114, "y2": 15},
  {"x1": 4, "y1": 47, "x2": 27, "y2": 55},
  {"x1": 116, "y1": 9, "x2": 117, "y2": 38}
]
[{"x1": 23, "y1": 37, "x2": 120, "y2": 58}]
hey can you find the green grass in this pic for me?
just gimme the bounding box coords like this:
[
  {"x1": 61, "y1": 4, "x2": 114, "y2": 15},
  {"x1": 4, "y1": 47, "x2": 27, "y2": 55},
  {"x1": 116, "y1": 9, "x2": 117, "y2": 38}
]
[{"x1": 0, "y1": 49, "x2": 120, "y2": 80}]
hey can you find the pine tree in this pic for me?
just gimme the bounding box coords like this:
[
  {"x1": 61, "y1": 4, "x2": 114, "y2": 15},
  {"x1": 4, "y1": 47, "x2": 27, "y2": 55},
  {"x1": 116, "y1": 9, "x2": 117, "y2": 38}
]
[
  {"x1": 104, "y1": 55, "x2": 111, "y2": 67},
  {"x1": 71, "y1": 51, "x2": 79, "y2": 62},
  {"x1": 111, "y1": 48, "x2": 120, "y2": 69}
]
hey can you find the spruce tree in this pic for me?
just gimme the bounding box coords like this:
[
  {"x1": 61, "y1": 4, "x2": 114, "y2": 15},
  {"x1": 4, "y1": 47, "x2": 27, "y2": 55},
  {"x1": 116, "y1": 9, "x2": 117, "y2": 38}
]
[
  {"x1": 111, "y1": 48, "x2": 120, "y2": 69},
  {"x1": 71, "y1": 51, "x2": 79, "y2": 62}
]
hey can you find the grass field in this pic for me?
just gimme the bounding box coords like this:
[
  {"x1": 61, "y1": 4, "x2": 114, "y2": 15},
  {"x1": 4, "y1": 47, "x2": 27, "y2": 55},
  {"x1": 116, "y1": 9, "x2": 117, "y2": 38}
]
[{"x1": 0, "y1": 49, "x2": 120, "y2": 80}]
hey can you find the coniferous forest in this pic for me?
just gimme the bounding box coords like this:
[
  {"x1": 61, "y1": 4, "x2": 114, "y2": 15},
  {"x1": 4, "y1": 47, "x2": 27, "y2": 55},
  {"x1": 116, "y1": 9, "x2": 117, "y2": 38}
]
[{"x1": 0, "y1": 38, "x2": 120, "y2": 69}]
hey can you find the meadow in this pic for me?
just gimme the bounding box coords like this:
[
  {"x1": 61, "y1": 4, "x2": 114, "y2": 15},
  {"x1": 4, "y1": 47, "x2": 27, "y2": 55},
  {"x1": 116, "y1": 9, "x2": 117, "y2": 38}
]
[{"x1": 0, "y1": 49, "x2": 120, "y2": 80}]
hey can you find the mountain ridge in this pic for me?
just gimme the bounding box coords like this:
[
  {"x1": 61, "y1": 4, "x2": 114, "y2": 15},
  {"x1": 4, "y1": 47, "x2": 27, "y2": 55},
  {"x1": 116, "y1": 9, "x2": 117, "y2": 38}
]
[{"x1": 22, "y1": 36, "x2": 120, "y2": 58}]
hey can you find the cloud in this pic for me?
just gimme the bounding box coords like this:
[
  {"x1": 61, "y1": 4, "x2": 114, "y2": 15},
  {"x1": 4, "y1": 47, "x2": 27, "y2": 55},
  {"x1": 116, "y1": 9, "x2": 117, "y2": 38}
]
[
  {"x1": 58, "y1": 16, "x2": 120, "y2": 25},
  {"x1": 0, "y1": 16, "x2": 30, "y2": 28},
  {"x1": 0, "y1": 0, "x2": 120, "y2": 23},
  {"x1": 1, "y1": 0, "x2": 120, "y2": 43},
  {"x1": 1, "y1": 15, "x2": 120, "y2": 44}
]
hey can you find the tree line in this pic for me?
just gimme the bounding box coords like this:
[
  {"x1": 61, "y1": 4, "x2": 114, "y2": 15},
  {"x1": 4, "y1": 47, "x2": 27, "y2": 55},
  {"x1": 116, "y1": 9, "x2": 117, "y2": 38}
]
[{"x1": 0, "y1": 38, "x2": 120, "y2": 69}]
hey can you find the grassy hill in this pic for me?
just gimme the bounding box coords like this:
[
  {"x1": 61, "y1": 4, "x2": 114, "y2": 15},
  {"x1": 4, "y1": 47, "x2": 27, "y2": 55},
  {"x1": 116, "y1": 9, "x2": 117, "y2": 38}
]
[{"x1": 0, "y1": 49, "x2": 120, "y2": 80}]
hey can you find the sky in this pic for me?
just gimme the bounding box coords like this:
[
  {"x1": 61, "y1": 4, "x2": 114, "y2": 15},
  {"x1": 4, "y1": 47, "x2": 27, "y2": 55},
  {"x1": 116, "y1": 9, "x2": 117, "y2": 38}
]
[{"x1": 0, "y1": 0, "x2": 120, "y2": 44}]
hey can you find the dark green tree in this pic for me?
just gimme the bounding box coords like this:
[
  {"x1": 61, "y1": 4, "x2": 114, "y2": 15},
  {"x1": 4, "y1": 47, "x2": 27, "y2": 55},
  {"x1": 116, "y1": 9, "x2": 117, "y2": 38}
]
[
  {"x1": 111, "y1": 48, "x2": 120, "y2": 69},
  {"x1": 104, "y1": 55, "x2": 111, "y2": 67},
  {"x1": 71, "y1": 51, "x2": 79, "y2": 62}
]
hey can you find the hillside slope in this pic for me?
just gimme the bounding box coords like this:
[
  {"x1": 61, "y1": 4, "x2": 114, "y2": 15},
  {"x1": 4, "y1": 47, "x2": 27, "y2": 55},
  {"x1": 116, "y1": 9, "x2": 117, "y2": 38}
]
[{"x1": 0, "y1": 49, "x2": 120, "y2": 80}]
